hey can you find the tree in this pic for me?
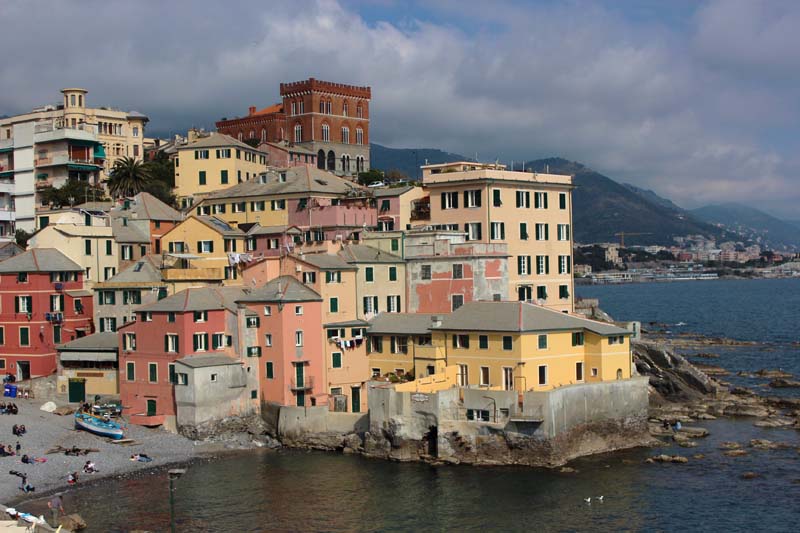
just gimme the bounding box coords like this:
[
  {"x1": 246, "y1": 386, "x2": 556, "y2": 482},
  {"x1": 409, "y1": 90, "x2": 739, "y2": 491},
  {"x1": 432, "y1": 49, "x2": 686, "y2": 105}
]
[
  {"x1": 357, "y1": 169, "x2": 384, "y2": 186},
  {"x1": 147, "y1": 151, "x2": 175, "y2": 188},
  {"x1": 15, "y1": 229, "x2": 32, "y2": 248},
  {"x1": 37, "y1": 179, "x2": 107, "y2": 208},
  {"x1": 141, "y1": 179, "x2": 177, "y2": 207},
  {"x1": 243, "y1": 138, "x2": 260, "y2": 148},
  {"x1": 107, "y1": 156, "x2": 152, "y2": 198}
]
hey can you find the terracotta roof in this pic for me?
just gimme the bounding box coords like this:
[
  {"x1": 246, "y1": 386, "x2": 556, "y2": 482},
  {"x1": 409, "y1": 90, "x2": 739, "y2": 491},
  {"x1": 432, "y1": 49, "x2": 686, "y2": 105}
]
[
  {"x1": 180, "y1": 132, "x2": 260, "y2": 152},
  {"x1": 339, "y1": 244, "x2": 404, "y2": 264},
  {"x1": 138, "y1": 286, "x2": 246, "y2": 313},
  {"x1": 254, "y1": 103, "x2": 283, "y2": 115},
  {"x1": 236, "y1": 276, "x2": 322, "y2": 303},
  {"x1": 203, "y1": 167, "x2": 368, "y2": 200}
]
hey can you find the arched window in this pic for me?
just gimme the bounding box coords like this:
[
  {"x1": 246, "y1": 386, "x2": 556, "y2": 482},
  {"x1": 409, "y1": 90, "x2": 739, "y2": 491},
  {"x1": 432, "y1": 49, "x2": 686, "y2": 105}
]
[
  {"x1": 321, "y1": 124, "x2": 330, "y2": 142},
  {"x1": 345, "y1": 155, "x2": 351, "y2": 172},
  {"x1": 356, "y1": 105, "x2": 363, "y2": 118},
  {"x1": 341, "y1": 127, "x2": 350, "y2": 144},
  {"x1": 319, "y1": 100, "x2": 325, "y2": 114},
  {"x1": 327, "y1": 150, "x2": 336, "y2": 171},
  {"x1": 249, "y1": 130, "x2": 255, "y2": 139},
  {"x1": 356, "y1": 156, "x2": 365, "y2": 173},
  {"x1": 356, "y1": 128, "x2": 363, "y2": 145},
  {"x1": 616, "y1": 369, "x2": 623, "y2": 380},
  {"x1": 294, "y1": 124, "x2": 302, "y2": 143},
  {"x1": 262, "y1": 129, "x2": 267, "y2": 142},
  {"x1": 326, "y1": 101, "x2": 332, "y2": 114},
  {"x1": 238, "y1": 132, "x2": 243, "y2": 141},
  {"x1": 343, "y1": 101, "x2": 349, "y2": 116},
  {"x1": 317, "y1": 150, "x2": 325, "y2": 169}
]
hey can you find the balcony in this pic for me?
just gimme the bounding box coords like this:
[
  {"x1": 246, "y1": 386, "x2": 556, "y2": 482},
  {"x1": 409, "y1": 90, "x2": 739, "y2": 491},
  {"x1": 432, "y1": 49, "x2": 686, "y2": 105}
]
[
  {"x1": 290, "y1": 375, "x2": 314, "y2": 391},
  {"x1": 161, "y1": 267, "x2": 225, "y2": 282},
  {"x1": 0, "y1": 179, "x2": 13, "y2": 194},
  {"x1": 0, "y1": 208, "x2": 15, "y2": 222},
  {"x1": 410, "y1": 198, "x2": 430, "y2": 221},
  {"x1": 35, "y1": 154, "x2": 102, "y2": 169}
]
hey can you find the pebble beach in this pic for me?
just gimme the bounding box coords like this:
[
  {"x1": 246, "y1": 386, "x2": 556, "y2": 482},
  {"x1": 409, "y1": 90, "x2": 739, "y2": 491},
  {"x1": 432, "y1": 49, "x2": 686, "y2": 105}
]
[{"x1": 0, "y1": 397, "x2": 198, "y2": 507}]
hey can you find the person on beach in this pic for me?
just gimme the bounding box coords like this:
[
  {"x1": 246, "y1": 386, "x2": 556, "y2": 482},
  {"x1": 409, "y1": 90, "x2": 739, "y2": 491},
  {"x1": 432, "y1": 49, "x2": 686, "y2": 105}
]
[
  {"x1": 47, "y1": 493, "x2": 65, "y2": 527},
  {"x1": 83, "y1": 460, "x2": 97, "y2": 473},
  {"x1": 67, "y1": 471, "x2": 79, "y2": 485},
  {"x1": 21, "y1": 454, "x2": 46, "y2": 464},
  {"x1": 18, "y1": 475, "x2": 34, "y2": 493},
  {"x1": 15, "y1": 441, "x2": 20, "y2": 453}
]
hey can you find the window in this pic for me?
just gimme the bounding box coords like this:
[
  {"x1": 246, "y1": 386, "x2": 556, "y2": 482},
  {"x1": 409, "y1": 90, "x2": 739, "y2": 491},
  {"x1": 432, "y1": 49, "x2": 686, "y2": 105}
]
[
  {"x1": 536, "y1": 255, "x2": 550, "y2": 275},
  {"x1": 177, "y1": 373, "x2": 188, "y2": 385},
  {"x1": 538, "y1": 334, "x2": 548, "y2": 350},
  {"x1": 122, "y1": 290, "x2": 141, "y2": 305},
  {"x1": 193, "y1": 333, "x2": 209, "y2": 352},
  {"x1": 451, "y1": 294, "x2": 464, "y2": 310},
  {"x1": 363, "y1": 296, "x2": 378, "y2": 314},
  {"x1": 329, "y1": 297, "x2": 339, "y2": 313},
  {"x1": 417, "y1": 335, "x2": 432, "y2": 346},
  {"x1": 104, "y1": 267, "x2": 116, "y2": 281},
  {"x1": 492, "y1": 189, "x2": 502, "y2": 206},
  {"x1": 341, "y1": 127, "x2": 349, "y2": 144},
  {"x1": 198, "y1": 241, "x2": 213, "y2": 254},
  {"x1": 251, "y1": 201, "x2": 266, "y2": 212},
  {"x1": 0, "y1": 327, "x2": 4, "y2": 346},
  {"x1": 195, "y1": 150, "x2": 209, "y2": 159},
  {"x1": 559, "y1": 192, "x2": 567, "y2": 210},
  {"x1": 517, "y1": 256, "x2": 531, "y2": 276},
  {"x1": 295, "y1": 330, "x2": 303, "y2": 347},
  {"x1": 199, "y1": 171, "x2": 206, "y2": 185},
  {"x1": 452, "y1": 264, "x2": 463, "y2": 279},
  {"x1": 149, "y1": 363, "x2": 158, "y2": 383},
  {"x1": 84, "y1": 239, "x2": 92, "y2": 255},
  {"x1": 121, "y1": 245, "x2": 133, "y2": 260},
  {"x1": 537, "y1": 286, "x2": 547, "y2": 300},
  {"x1": 458, "y1": 364, "x2": 469, "y2": 386},
  {"x1": 516, "y1": 190, "x2": 530, "y2": 208},
  {"x1": 194, "y1": 311, "x2": 208, "y2": 323},
  {"x1": 100, "y1": 317, "x2": 117, "y2": 332},
  {"x1": 453, "y1": 334, "x2": 469, "y2": 348},
  {"x1": 538, "y1": 365, "x2": 548, "y2": 386},
  {"x1": 576, "y1": 362, "x2": 584, "y2": 381},
  {"x1": 609, "y1": 335, "x2": 625, "y2": 345},
  {"x1": 264, "y1": 333, "x2": 273, "y2": 347},
  {"x1": 557, "y1": 224, "x2": 570, "y2": 241},
  {"x1": 356, "y1": 128, "x2": 363, "y2": 145},
  {"x1": 534, "y1": 192, "x2": 548, "y2": 209},
  {"x1": 502, "y1": 336, "x2": 513, "y2": 350},
  {"x1": 295, "y1": 305, "x2": 303, "y2": 316},
  {"x1": 169, "y1": 364, "x2": 177, "y2": 384},
  {"x1": 558, "y1": 255, "x2": 572, "y2": 274},
  {"x1": 105, "y1": 239, "x2": 113, "y2": 255},
  {"x1": 421, "y1": 265, "x2": 432, "y2": 280},
  {"x1": 266, "y1": 361, "x2": 274, "y2": 379},
  {"x1": 247, "y1": 346, "x2": 262, "y2": 357},
  {"x1": 302, "y1": 271, "x2": 316, "y2": 284},
  {"x1": 168, "y1": 312, "x2": 176, "y2": 323},
  {"x1": 126, "y1": 362, "x2": 135, "y2": 381},
  {"x1": 465, "y1": 222, "x2": 481, "y2": 241},
  {"x1": 294, "y1": 124, "x2": 302, "y2": 142},
  {"x1": 479, "y1": 335, "x2": 489, "y2": 349},
  {"x1": 50, "y1": 295, "x2": 63, "y2": 312},
  {"x1": 332, "y1": 352, "x2": 343, "y2": 368},
  {"x1": 480, "y1": 366, "x2": 490, "y2": 386},
  {"x1": 440, "y1": 192, "x2": 459, "y2": 210},
  {"x1": 17, "y1": 272, "x2": 28, "y2": 283},
  {"x1": 389, "y1": 266, "x2": 397, "y2": 281},
  {"x1": 535, "y1": 223, "x2": 549, "y2": 241},
  {"x1": 387, "y1": 295, "x2": 401, "y2": 312},
  {"x1": 325, "y1": 271, "x2": 342, "y2": 283},
  {"x1": 216, "y1": 149, "x2": 231, "y2": 159},
  {"x1": 518, "y1": 285, "x2": 532, "y2": 302},
  {"x1": 16, "y1": 296, "x2": 32, "y2": 313},
  {"x1": 591, "y1": 368, "x2": 599, "y2": 377},
  {"x1": 365, "y1": 267, "x2": 374, "y2": 282},
  {"x1": 322, "y1": 124, "x2": 330, "y2": 141},
  {"x1": 271, "y1": 199, "x2": 286, "y2": 211},
  {"x1": 369, "y1": 336, "x2": 383, "y2": 353},
  {"x1": 263, "y1": 306, "x2": 272, "y2": 316},
  {"x1": 123, "y1": 333, "x2": 136, "y2": 351},
  {"x1": 247, "y1": 316, "x2": 260, "y2": 328},
  {"x1": 464, "y1": 190, "x2": 481, "y2": 208},
  {"x1": 166, "y1": 334, "x2": 179, "y2": 353},
  {"x1": 490, "y1": 222, "x2": 505, "y2": 240},
  {"x1": 19, "y1": 327, "x2": 30, "y2": 347},
  {"x1": 233, "y1": 202, "x2": 246, "y2": 213},
  {"x1": 559, "y1": 285, "x2": 570, "y2": 300}
]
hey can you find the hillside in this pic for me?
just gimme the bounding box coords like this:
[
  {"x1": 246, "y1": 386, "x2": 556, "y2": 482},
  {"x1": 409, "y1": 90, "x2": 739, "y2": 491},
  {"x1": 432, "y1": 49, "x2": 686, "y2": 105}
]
[
  {"x1": 525, "y1": 158, "x2": 726, "y2": 245},
  {"x1": 691, "y1": 203, "x2": 800, "y2": 250},
  {"x1": 370, "y1": 143, "x2": 469, "y2": 179},
  {"x1": 623, "y1": 183, "x2": 684, "y2": 211}
]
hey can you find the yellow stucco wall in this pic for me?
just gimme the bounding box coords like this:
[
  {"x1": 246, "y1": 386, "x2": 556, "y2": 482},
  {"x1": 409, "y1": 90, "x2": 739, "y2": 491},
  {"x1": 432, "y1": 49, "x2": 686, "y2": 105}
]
[
  {"x1": 58, "y1": 370, "x2": 119, "y2": 396},
  {"x1": 28, "y1": 225, "x2": 119, "y2": 287},
  {"x1": 175, "y1": 142, "x2": 266, "y2": 202},
  {"x1": 160, "y1": 217, "x2": 243, "y2": 281}
]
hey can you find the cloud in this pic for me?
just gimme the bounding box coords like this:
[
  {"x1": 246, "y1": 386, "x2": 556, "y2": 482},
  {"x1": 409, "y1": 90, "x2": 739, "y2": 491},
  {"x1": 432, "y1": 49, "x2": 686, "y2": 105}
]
[{"x1": 0, "y1": 0, "x2": 797, "y2": 216}]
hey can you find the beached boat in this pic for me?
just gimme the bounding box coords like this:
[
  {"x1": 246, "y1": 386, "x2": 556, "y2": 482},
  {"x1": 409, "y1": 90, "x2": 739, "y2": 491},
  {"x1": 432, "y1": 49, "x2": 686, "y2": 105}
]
[{"x1": 75, "y1": 412, "x2": 124, "y2": 440}]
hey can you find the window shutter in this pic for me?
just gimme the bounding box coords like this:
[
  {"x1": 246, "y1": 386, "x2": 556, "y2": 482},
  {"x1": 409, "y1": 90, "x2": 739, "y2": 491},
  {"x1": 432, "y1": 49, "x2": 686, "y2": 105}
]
[
  {"x1": 544, "y1": 224, "x2": 549, "y2": 240},
  {"x1": 475, "y1": 191, "x2": 481, "y2": 207},
  {"x1": 517, "y1": 256, "x2": 523, "y2": 275},
  {"x1": 193, "y1": 335, "x2": 198, "y2": 352},
  {"x1": 397, "y1": 297, "x2": 401, "y2": 313},
  {"x1": 204, "y1": 333, "x2": 209, "y2": 349},
  {"x1": 165, "y1": 335, "x2": 169, "y2": 352},
  {"x1": 545, "y1": 256, "x2": 550, "y2": 274},
  {"x1": 441, "y1": 193, "x2": 446, "y2": 210},
  {"x1": 14, "y1": 297, "x2": 19, "y2": 314},
  {"x1": 60, "y1": 295, "x2": 65, "y2": 312},
  {"x1": 516, "y1": 191, "x2": 521, "y2": 208},
  {"x1": 463, "y1": 191, "x2": 469, "y2": 206},
  {"x1": 493, "y1": 189, "x2": 501, "y2": 206},
  {"x1": 525, "y1": 192, "x2": 530, "y2": 207},
  {"x1": 567, "y1": 257, "x2": 572, "y2": 274},
  {"x1": 527, "y1": 256, "x2": 532, "y2": 274},
  {"x1": 373, "y1": 296, "x2": 378, "y2": 313},
  {"x1": 363, "y1": 296, "x2": 368, "y2": 312},
  {"x1": 544, "y1": 193, "x2": 548, "y2": 209},
  {"x1": 110, "y1": 292, "x2": 116, "y2": 305},
  {"x1": 501, "y1": 223, "x2": 505, "y2": 240},
  {"x1": 476, "y1": 223, "x2": 482, "y2": 240},
  {"x1": 566, "y1": 225, "x2": 570, "y2": 240}
]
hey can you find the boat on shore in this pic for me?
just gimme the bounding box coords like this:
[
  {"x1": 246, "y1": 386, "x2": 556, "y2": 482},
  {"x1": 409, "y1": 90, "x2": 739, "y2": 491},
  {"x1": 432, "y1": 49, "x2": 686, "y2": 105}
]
[{"x1": 75, "y1": 412, "x2": 125, "y2": 440}]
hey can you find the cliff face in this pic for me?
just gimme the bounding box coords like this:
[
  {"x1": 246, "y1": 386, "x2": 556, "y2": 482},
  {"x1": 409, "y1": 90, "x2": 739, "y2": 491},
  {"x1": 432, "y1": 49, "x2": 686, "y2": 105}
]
[{"x1": 632, "y1": 341, "x2": 717, "y2": 403}]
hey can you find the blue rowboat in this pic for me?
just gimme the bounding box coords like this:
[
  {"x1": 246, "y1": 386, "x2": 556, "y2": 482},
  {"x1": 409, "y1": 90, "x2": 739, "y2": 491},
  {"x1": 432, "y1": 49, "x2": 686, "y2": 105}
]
[{"x1": 75, "y1": 412, "x2": 125, "y2": 440}]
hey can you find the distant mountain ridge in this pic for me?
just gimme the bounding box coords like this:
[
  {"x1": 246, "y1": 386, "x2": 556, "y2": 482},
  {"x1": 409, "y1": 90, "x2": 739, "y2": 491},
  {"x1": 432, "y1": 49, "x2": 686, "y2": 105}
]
[
  {"x1": 691, "y1": 203, "x2": 800, "y2": 250},
  {"x1": 369, "y1": 145, "x2": 733, "y2": 246}
]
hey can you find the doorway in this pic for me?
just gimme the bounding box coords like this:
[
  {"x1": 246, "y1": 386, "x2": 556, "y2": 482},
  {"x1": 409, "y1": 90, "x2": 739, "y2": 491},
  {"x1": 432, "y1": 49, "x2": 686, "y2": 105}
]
[
  {"x1": 351, "y1": 386, "x2": 361, "y2": 413},
  {"x1": 68, "y1": 378, "x2": 86, "y2": 403},
  {"x1": 17, "y1": 361, "x2": 30, "y2": 381}
]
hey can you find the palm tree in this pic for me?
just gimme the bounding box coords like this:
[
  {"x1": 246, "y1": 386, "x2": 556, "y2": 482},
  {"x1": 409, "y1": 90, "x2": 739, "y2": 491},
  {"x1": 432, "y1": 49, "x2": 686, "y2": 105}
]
[{"x1": 107, "y1": 156, "x2": 152, "y2": 198}]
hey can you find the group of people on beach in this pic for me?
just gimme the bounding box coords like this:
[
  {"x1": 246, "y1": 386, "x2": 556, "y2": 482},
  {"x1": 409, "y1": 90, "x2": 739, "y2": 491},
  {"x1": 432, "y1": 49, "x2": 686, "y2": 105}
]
[
  {"x1": 0, "y1": 443, "x2": 20, "y2": 457},
  {"x1": 1, "y1": 402, "x2": 19, "y2": 415},
  {"x1": 12, "y1": 424, "x2": 26, "y2": 436}
]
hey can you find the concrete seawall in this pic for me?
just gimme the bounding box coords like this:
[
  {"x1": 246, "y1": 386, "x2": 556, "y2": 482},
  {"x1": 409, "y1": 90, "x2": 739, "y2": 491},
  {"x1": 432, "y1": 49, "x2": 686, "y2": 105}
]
[{"x1": 262, "y1": 377, "x2": 653, "y2": 467}]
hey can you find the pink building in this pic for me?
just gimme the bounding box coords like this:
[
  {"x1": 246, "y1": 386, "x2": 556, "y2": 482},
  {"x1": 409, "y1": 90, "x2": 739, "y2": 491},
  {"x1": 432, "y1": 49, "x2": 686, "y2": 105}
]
[
  {"x1": 0, "y1": 249, "x2": 94, "y2": 379},
  {"x1": 260, "y1": 141, "x2": 317, "y2": 168},
  {"x1": 118, "y1": 287, "x2": 244, "y2": 428},
  {"x1": 238, "y1": 276, "x2": 326, "y2": 407},
  {"x1": 286, "y1": 197, "x2": 376, "y2": 241}
]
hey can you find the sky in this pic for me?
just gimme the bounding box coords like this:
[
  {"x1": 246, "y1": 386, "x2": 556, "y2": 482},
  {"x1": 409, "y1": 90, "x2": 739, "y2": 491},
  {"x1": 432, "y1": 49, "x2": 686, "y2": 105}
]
[{"x1": 1, "y1": 0, "x2": 798, "y2": 218}]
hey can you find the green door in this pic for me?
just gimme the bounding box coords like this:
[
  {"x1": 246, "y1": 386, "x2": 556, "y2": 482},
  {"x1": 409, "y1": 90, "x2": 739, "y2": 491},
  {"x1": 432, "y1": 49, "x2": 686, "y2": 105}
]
[
  {"x1": 351, "y1": 386, "x2": 361, "y2": 413},
  {"x1": 68, "y1": 379, "x2": 86, "y2": 403},
  {"x1": 295, "y1": 363, "x2": 304, "y2": 388},
  {"x1": 146, "y1": 399, "x2": 157, "y2": 416}
]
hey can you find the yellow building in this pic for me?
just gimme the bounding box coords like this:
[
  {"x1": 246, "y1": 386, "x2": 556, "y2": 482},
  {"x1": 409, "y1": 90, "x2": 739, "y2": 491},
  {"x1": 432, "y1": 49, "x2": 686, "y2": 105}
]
[
  {"x1": 368, "y1": 301, "x2": 632, "y2": 392},
  {"x1": 174, "y1": 132, "x2": 267, "y2": 208},
  {"x1": 159, "y1": 216, "x2": 245, "y2": 284},
  {"x1": 339, "y1": 243, "x2": 406, "y2": 319},
  {"x1": 57, "y1": 332, "x2": 120, "y2": 398},
  {"x1": 423, "y1": 161, "x2": 575, "y2": 313}
]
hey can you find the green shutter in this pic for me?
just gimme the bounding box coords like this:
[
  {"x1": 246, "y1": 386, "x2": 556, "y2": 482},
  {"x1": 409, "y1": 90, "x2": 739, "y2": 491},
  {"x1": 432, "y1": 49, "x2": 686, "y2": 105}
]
[
  {"x1": 330, "y1": 298, "x2": 338, "y2": 312},
  {"x1": 20, "y1": 327, "x2": 29, "y2": 346},
  {"x1": 221, "y1": 169, "x2": 228, "y2": 184},
  {"x1": 149, "y1": 363, "x2": 157, "y2": 382},
  {"x1": 493, "y1": 189, "x2": 501, "y2": 206},
  {"x1": 266, "y1": 362, "x2": 274, "y2": 379},
  {"x1": 193, "y1": 334, "x2": 199, "y2": 351},
  {"x1": 479, "y1": 335, "x2": 488, "y2": 349},
  {"x1": 391, "y1": 239, "x2": 398, "y2": 251},
  {"x1": 106, "y1": 240, "x2": 112, "y2": 255},
  {"x1": 127, "y1": 362, "x2": 135, "y2": 381},
  {"x1": 165, "y1": 335, "x2": 169, "y2": 352},
  {"x1": 204, "y1": 333, "x2": 209, "y2": 350},
  {"x1": 199, "y1": 171, "x2": 206, "y2": 185},
  {"x1": 365, "y1": 267, "x2": 373, "y2": 282},
  {"x1": 169, "y1": 364, "x2": 177, "y2": 384},
  {"x1": 389, "y1": 267, "x2": 397, "y2": 281},
  {"x1": 14, "y1": 297, "x2": 19, "y2": 314},
  {"x1": 332, "y1": 352, "x2": 342, "y2": 368},
  {"x1": 85, "y1": 240, "x2": 92, "y2": 255}
]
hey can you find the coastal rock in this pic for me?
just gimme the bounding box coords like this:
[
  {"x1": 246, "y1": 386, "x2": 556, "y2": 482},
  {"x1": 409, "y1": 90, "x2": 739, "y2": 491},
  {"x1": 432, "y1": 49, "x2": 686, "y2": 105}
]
[
  {"x1": 753, "y1": 417, "x2": 795, "y2": 428},
  {"x1": 559, "y1": 466, "x2": 578, "y2": 473},
  {"x1": 749, "y1": 439, "x2": 789, "y2": 450},
  {"x1": 633, "y1": 341, "x2": 716, "y2": 402},
  {"x1": 755, "y1": 369, "x2": 793, "y2": 379},
  {"x1": 694, "y1": 364, "x2": 729, "y2": 376},
  {"x1": 768, "y1": 379, "x2": 800, "y2": 389},
  {"x1": 678, "y1": 427, "x2": 709, "y2": 438},
  {"x1": 723, "y1": 449, "x2": 748, "y2": 457},
  {"x1": 723, "y1": 404, "x2": 770, "y2": 418},
  {"x1": 693, "y1": 352, "x2": 720, "y2": 359},
  {"x1": 59, "y1": 514, "x2": 87, "y2": 530},
  {"x1": 650, "y1": 454, "x2": 688, "y2": 463},
  {"x1": 720, "y1": 442, "x2": 741, "y2": 450},
  {"x1": 741, "y1": 472, "x2": 759, "y2": 480},
  {"x1": 692, "y1": 453, "x2": 705, "y2": 459}
]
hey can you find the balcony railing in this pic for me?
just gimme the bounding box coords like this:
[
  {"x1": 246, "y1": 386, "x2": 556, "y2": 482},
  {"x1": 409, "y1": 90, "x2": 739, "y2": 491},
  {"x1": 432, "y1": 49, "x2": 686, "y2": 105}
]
[{"x1": 291, "y1": 375, "x2": 314, "y2": 391}]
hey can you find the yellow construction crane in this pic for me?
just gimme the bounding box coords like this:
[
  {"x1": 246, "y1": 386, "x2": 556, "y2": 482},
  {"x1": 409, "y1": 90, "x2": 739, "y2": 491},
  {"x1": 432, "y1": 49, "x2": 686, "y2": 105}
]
[{"x1": 613, "y1": 232, "x2": 652, "y2": 248}]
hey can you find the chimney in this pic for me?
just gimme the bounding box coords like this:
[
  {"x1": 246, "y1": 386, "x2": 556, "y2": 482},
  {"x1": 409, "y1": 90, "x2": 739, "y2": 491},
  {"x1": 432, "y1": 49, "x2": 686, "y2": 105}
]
[
  {"x1": 249, "y1": 106, "x2": 257, "y2": 116},
  {"x1": 431, "y1": 315, "x2": 442, "y2": 328},
  {"x1": 187, "y1": 128, "x2": 199, "y2": 143}
]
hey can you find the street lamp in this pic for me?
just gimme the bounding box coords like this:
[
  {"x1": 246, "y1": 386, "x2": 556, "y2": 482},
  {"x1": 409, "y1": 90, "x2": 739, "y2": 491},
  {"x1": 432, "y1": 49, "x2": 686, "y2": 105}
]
[{"x1": 168, "y1": 468, "x2": 187, "y2": 533}]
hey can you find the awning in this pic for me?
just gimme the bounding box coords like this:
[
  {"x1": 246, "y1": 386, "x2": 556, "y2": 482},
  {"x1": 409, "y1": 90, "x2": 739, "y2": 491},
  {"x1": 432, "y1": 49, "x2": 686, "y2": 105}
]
[
  {"x1": 68, "y1": 163, "x2": 100, "y2": 172},
  {"x1": 60, "y1": 351, "x2": 117, "y2": 362},
  {"x1": 0, "y1": 147, "x2": 12, "y2": 154},
  {"x1": 37, "y1": 173, "x2": 49, "y2": 179},
  {"x1": 94, "y1": 144, "x2": 106, "y2": 159},
  {"x1": 166, "y1": 253, "x2": 201, "y2": 259}
]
